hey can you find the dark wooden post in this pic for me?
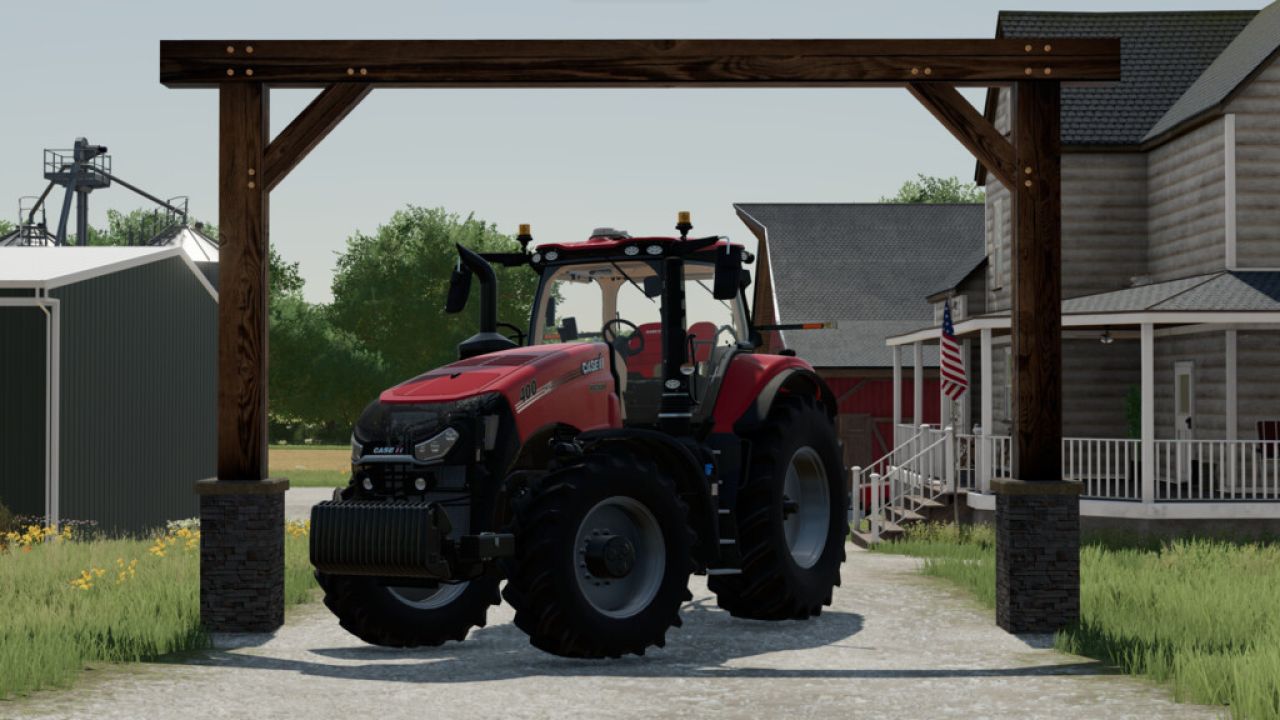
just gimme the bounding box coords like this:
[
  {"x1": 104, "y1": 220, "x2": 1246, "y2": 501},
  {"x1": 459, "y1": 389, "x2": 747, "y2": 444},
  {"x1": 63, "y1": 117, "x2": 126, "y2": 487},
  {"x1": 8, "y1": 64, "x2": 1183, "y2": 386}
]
[
  {"x1": 993, "y1": 80, "x2": 1080, "y2": 634},
  {"x1": 195, "y1": 82, "x2": 289, "y2": 634},
  {"x1": 217, "y1": 82, "x2": 269, "y2": 481}
]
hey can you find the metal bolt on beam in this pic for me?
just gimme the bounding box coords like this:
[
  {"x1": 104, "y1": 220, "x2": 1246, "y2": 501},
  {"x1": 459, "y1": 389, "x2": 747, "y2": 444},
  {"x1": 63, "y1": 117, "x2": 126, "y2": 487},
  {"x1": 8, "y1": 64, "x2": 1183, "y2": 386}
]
[{"x1": 226, "y1": 69, "x2": 235, "y2": 76}]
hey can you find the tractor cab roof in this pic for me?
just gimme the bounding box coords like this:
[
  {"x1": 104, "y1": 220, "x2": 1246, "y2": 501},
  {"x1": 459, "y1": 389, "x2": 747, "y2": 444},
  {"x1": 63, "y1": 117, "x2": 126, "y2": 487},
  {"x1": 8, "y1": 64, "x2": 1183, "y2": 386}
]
[{"x1": 530, "y1": 231, "x2": 744, "y2": 265}]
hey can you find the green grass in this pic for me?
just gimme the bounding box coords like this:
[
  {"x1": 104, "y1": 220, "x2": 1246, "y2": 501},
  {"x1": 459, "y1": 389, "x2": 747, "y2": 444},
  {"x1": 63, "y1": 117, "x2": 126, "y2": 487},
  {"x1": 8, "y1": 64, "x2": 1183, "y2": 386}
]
[
  {"x1": 277, "y1": 469, "x2": 349, "y2": 487},
  {"x1": 0, "y1": 523, "x2": 318, "y2": 700},
  {"x1": 872, "y1": 523, "x2": 1280, "y2": 719}
]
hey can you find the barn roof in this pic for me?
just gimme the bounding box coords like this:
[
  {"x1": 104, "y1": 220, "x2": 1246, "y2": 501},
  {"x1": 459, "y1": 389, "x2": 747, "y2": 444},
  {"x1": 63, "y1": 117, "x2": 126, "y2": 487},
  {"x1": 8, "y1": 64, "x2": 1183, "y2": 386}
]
[{"x1": 735, "y1": 203, "x2": 984, "y2": 368}]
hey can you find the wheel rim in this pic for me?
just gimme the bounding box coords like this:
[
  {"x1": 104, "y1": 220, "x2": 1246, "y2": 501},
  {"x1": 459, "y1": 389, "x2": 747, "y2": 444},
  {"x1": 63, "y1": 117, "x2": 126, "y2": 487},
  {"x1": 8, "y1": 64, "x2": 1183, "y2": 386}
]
[
  {"x1": 388, "y1": 581, "x2": 469, "y2": 610},
  {"x1": 573, "y1": 496, "x2": 666, "y2": 619},
  {"x1": 782, "y1": 446, "x2": 830, "y2": 569}
]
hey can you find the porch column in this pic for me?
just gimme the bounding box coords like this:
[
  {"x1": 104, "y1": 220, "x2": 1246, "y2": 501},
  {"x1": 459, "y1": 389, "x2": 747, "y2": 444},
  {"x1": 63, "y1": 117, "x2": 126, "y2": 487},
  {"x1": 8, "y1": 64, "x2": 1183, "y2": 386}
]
[
  {"x1": 913, "y1": 341, "x2": 923, "y2": 426},
  {"x1": 1226, "y1": 329, "x2": 1238, "y2": 494},
  {"x1": 892, "y1": 345, "x2": 903, "y2": 448},
  {"x1": 1226, "y1": 330, "x2": 1238, "y2": 441},
  {"x1": 1141, "y1": 322, "x2": 1155, "y2": 505},
  {"x1": 980, "y1": 328, "x2": 993, "y2": 492}
]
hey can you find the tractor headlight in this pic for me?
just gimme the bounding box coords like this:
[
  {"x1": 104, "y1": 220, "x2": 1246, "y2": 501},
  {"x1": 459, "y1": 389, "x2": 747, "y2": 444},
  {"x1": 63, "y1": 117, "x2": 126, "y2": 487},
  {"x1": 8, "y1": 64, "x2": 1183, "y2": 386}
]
[
  {"x1": 351, "y1": 434, "x2": 362, "y2": 462},
  {"x1": 414, "y1": 427, "x2": 461, "y2": 463}
]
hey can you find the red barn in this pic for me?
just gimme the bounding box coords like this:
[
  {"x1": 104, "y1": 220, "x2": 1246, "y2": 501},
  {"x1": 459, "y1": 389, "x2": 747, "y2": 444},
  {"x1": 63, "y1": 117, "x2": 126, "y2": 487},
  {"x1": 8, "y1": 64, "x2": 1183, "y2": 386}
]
[{"x1": 735, "y1": 203, "x2": 985, "y2": 471}]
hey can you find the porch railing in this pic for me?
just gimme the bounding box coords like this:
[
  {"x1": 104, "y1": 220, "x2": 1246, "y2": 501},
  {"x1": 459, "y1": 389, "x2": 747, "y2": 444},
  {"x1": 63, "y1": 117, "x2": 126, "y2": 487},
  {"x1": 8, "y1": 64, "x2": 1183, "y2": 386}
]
[
  {"x1": 1154, "y1": 439, "x2": 1280, "y2": 501},
  {"x1": 1065, "y1": 438, "x2": 1142, "y2": 500},
  {"x1": 898, "y1": 434, "x2": 1279, "y2": 503}
]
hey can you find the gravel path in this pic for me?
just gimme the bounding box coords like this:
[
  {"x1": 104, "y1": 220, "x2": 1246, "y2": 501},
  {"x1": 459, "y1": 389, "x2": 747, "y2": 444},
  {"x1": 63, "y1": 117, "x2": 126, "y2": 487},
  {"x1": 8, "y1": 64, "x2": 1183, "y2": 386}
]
[
  {"x1": 285, "y1": 487, "x2": 335, "y2": 520},
  {"x1": 10, "y1": 548, "x2": 1219, "y2": 720}
]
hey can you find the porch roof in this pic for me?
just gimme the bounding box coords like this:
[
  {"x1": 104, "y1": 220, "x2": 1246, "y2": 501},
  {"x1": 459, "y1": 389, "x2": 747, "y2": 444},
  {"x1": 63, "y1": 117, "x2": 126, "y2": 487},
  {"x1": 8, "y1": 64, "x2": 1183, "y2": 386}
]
[{"x1": 885, "y1": 271, "x2": 1280, "y2": 346}]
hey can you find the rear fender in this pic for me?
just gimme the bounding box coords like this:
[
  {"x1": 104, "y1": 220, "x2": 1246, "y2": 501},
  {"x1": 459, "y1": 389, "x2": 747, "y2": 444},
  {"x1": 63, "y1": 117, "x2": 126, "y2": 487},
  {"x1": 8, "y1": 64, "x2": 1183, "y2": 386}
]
[{"x1": 712, "y1": 355, "x2": 837, "y2": 435}]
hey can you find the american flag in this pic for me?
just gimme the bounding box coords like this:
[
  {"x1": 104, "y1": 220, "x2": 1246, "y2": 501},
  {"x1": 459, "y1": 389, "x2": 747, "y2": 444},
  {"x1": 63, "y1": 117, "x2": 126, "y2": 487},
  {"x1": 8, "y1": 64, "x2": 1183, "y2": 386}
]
[{"x1": 940, "y1": 300, "x2": 968, "y2": 400}]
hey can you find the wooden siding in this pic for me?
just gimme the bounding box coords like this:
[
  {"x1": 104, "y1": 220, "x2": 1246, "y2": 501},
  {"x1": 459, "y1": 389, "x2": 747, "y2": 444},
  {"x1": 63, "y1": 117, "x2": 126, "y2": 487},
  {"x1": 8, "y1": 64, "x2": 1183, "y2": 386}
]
[
  {"x1": 1154, "y1": 334, "x2": 1226, "y2": 440},
  {"x1": 1147, "y1": 116, "x2": 1228, "y2": 281},
  {"x1": 1063, "y1": 338, "x2": 1140, "y2": 439},
  {"x1": 1227, "y1": 60, "x2": 1280, "y2": 268},
  {"x1": 1062, "y1": 154, "x2": 1149, "y2": 298},
  {"x1": 1236, "y1": 330, "x2": 1280, "y2": 439}
]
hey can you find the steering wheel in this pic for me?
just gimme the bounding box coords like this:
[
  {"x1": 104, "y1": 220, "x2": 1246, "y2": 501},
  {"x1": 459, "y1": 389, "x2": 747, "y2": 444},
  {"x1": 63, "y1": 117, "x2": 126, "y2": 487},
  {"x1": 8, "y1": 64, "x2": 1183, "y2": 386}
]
[{"x1": 602, "y1": 319, "x2": 645, "y2": 358}]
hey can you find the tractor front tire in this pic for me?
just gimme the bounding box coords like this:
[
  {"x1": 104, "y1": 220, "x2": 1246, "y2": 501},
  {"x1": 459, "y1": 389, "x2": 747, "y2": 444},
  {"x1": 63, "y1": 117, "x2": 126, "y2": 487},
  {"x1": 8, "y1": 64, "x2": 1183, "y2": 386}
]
[
  {"x1": 709, "y1": 394, "x2": 847, "y2": 620},
  {"x1": 503, "y1": 447, "x2": 693, "y2": 658},
  {"x1": 316, "y1": 572, "x2": 501, "y2": 648}
]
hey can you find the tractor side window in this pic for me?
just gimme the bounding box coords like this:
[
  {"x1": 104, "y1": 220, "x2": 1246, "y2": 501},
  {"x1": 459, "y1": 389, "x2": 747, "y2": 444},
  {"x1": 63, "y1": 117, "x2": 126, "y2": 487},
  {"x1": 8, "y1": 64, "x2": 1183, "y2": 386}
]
[{"x1": 684, "y1": 262, "x2": 748, "y2": 406}]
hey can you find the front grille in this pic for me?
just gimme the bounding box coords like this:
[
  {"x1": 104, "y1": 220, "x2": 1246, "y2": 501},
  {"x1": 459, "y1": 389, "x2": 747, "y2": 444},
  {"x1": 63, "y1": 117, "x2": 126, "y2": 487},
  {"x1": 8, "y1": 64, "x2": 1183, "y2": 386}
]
[{"x1": 355, "y1": 463, "x2": 468, "y2": 498}]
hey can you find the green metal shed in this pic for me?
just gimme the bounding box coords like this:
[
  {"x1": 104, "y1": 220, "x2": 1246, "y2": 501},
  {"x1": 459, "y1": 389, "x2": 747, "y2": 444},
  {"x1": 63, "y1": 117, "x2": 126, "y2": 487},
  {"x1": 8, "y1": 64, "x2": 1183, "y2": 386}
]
[{"x1": 0, "y1": 246, "x2": 216, "y2": 534}]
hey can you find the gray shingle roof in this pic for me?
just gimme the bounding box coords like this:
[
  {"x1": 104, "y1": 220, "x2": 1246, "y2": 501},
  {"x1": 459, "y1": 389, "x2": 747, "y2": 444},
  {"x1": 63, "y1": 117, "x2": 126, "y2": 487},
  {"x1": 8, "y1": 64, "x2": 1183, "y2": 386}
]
[
  {"x1": 1145, "y1": 2, "x2": 1280, "y2": 141},
  {"x1": 976, "y1": 272, "x2": 1280, "y2": 316},
  {"x1": 735, "y1": 203, "x2": 984, "y2": 368},
  {"x1": 998, "y1": 10, "x2": 1258, "y2": 146}
]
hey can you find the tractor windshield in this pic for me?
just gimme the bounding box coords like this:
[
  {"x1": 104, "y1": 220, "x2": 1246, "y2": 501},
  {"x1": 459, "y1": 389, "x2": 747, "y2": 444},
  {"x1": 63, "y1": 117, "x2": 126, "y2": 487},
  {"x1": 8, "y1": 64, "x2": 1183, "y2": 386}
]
[{"x1": 531, "y1": 257, "x2": 749, "y2": 425}]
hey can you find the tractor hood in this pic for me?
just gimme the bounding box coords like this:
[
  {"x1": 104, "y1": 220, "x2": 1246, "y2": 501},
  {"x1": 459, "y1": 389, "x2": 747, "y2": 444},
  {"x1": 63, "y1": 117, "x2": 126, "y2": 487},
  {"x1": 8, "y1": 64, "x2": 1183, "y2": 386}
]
[{"x1": 371, "y1": 342, "x2": 621, "y2": 441}]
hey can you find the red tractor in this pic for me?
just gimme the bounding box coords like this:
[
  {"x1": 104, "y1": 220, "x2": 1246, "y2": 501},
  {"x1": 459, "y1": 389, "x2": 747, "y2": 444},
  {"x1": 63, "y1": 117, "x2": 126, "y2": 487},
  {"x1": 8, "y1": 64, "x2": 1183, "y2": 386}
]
[{"x1": 310, "y1": 214, "x2": 848, "y2": 658}]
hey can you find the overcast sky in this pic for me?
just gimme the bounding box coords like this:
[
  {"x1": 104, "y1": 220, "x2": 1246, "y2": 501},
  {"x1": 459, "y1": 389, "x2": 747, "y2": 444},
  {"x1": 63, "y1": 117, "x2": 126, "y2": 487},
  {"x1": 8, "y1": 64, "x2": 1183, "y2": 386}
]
[{"x1": 0, "y1": 0, "x2": 1266, "y2": 302}]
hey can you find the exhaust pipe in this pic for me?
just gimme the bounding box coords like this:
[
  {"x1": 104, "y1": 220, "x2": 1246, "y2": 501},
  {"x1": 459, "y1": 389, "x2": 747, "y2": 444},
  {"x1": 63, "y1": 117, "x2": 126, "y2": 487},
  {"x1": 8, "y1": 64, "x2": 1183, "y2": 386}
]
[{"x1": 448, "y1": 244, "x2": 517, "y2": 359}]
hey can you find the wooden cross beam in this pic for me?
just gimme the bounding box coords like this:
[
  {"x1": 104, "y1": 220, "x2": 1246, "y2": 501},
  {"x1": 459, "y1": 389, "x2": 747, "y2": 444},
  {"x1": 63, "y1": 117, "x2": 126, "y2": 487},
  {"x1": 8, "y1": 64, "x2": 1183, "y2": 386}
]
[
  {"x1": 907, "y1": 82, "x2": 1017, "y2": 191},
  {"x1": 161, "y1": 39, "x2": 1119, "y2": 88},
  {"x1": 263, "y1": 84, "x2": 371, "y2": 192}
]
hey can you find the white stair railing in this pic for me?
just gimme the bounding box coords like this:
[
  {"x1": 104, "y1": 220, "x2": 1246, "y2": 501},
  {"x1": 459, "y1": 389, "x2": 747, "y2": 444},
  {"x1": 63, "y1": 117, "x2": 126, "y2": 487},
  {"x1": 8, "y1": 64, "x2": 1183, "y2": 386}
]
[{"x1": 854, "y1": 426, "x2": 953, "y2": 543}]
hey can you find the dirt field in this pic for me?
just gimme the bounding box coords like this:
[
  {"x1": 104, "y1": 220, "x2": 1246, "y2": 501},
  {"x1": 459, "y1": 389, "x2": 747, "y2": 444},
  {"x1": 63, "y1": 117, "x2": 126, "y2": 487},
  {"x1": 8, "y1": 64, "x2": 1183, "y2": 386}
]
[{"x1": 269, "y1": 446, "x2": 349, "y2": 473}]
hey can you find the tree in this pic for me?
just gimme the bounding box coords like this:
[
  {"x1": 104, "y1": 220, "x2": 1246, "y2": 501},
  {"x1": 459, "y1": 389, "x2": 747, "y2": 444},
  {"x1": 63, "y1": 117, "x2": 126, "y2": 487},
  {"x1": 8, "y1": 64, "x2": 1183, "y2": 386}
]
[
  {"x1": 0, "y1": 219, "x2": 12, "y2": 237},
  {"x1": 881, "y1": 174, "x2": 984, "y2": 204},
  {"x1": 329, "y1": 206, "x2": 539, "y2": 386},
  {"x1": 269, "y1": 293, "x2": 386, "y2": 436}
]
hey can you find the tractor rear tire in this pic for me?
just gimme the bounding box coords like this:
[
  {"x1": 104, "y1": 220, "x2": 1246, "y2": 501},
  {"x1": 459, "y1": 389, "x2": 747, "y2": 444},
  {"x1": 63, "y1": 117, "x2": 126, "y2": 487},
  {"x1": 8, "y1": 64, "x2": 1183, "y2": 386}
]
[
  {"x1": 316, "y1": 572, "x2": 500, "y2": 648},
  {"x1": 502, "y1": 447, "x2": 693, "y2": 658},
  {"x1": 709, "y1": 394, "x2": 847, "y2": 620}
]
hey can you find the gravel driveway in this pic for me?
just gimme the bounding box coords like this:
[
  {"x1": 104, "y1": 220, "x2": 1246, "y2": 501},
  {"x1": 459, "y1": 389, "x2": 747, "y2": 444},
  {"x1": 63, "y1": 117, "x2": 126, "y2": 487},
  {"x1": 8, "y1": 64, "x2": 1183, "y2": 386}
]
[{"x1": 9, "y1": 548, "x2": 1217, "y2": 720}]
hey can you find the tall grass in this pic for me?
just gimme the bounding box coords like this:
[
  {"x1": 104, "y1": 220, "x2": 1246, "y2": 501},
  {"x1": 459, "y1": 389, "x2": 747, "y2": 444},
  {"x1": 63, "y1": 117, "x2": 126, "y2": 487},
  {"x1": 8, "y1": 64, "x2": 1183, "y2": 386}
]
[
  {"x1": 872, "y1": 524, "x2": 1280, "y2": 719},
  {"x1": 0, "y1": 522, "x2": 318, "y2": 699}
]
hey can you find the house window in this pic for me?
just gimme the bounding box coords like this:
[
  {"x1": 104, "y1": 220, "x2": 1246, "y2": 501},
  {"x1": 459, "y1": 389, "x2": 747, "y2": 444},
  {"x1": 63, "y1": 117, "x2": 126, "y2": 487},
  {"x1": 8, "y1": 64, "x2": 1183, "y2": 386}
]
[{"x1": 991, "y1": 199, "x2": 1005, "y2": 290}]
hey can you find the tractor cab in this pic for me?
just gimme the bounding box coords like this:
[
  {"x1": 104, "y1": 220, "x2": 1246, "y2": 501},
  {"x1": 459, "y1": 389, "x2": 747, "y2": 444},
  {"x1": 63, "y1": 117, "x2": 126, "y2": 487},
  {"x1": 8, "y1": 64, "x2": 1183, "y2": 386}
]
[{"x1": 525, "y1": 227, "x2": 751, "y2": 427}]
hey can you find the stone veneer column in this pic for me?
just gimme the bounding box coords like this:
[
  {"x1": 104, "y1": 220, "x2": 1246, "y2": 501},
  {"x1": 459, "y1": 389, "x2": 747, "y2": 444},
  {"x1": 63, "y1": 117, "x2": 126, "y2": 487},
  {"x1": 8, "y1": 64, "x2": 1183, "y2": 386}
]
[
  {"x1": 992, "y1": 478, "x2": 1080, "y2": 633},
  {"x1": 195, "y1": 478, "x2": 289, "y2": 633}
]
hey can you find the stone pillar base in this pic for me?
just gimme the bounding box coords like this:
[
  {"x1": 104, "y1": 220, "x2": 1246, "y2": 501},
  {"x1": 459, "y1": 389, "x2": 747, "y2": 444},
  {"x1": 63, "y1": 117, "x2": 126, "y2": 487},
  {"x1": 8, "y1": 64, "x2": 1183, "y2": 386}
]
[
  {"x1": 992, "y1": 478, "x2": 1081, "y2": 634},
  {"x1": 195, "y1": 478, "x2": 289, "y2": 633}
]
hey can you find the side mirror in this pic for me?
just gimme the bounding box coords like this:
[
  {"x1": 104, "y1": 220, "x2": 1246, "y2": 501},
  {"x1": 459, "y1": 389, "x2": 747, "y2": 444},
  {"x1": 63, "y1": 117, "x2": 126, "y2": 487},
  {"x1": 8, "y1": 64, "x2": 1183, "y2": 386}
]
[
  {"x1": 559, "y1": 316, "x2": 579, "y2": 342},
  {"x1": 713, "y1": 246, "x2": 743, "y2": 300},
  {"x1": 445, "y1": 265, "x2": 472, "y2": 314},
  {"x1": 545, "y1": 296, "x2": 557, "y2": 328},
  {"x1": 643, "y1": 275, "x2": 663, "y2": 298}
]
